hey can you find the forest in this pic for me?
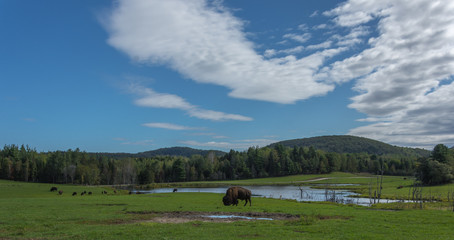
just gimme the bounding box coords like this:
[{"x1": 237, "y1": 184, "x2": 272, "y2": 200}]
[{"x1": 2, "y1": 142, "x2": 440, "y2": 186}]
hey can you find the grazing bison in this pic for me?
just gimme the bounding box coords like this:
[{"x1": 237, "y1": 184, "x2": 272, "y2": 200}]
[
  {"x1": 58, "y1": 190, "x2": 63, "y2": 195},
  {"x1": 88, "y1": 192, "x2": 92, "y2": 195},
  {"x1": 72, "y1": 192, "x2": 77, "y2": 196},
  {"x1": 173, "y1": 188, "x2": 178, "y2": 192},
  {"x1": 222, "y1": 187, "x2": 251, "y2": 206},
  {"x1": 50, "y1": 187, "x2": 58, "y2": 192},
  {"x1": 81, "y1": 192, "x2": 85, "y2": 196}
]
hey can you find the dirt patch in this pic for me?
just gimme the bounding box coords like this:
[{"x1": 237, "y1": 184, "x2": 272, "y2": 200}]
[
  {"x1": 316, "y1": 215, "x2": 351, "y2": 220},
  {"x1": 127, "y1": 211, "x2": 300, "y2": 223}
]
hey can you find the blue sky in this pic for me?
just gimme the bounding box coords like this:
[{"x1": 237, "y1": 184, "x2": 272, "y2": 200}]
[{"x1": 1, "y1": 0, "x2": 454, "y2": 153}]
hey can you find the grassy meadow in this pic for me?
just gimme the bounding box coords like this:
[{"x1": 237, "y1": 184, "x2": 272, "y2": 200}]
[{"x1": 1, "y1": 173, "x2": 454, "y2": 239}]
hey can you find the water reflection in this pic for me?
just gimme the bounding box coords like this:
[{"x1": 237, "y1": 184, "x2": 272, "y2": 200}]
[{"x1": 137, "y1": 185, "x2": 400, "y2": 206}]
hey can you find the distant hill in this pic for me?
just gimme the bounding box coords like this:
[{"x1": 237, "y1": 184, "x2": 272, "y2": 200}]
[
  {"x1": 96, "y1": 147, "x2": 226, "y2": 159},
  {"x1": 135, "y1": 147, "x2": 226, "y2": 158},
  {"x1": 269, "y1": 135, "x2": 430, "y2": 157}
]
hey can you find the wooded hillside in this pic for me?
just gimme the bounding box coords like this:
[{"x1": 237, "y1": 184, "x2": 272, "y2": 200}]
[
  {"x1": 2, "y1": 135, "x2": 449, "y2": 186},
  {"x1": 269, "y1": 135, "x2": 430, "y2": 157}
]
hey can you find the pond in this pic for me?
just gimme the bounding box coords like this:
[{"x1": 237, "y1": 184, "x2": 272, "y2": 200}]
[{"x1": 135, "y1": 185, "x2": 402, "y2": 206}]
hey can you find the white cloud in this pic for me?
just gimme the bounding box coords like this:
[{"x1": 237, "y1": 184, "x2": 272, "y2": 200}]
[
  {"x1": 188, "y1": 108, "x2": 252, "y2": 122},
  {"x1": 306, "y1": 41, "x2": 333, "y2": 50},
  {"x1": 334, "y1": 26, "x2": 369, "y2": 47},
  {"x1": 324, "y1": 0, "x2": 454, "y2": 147},
  {"x1": 105, "y1": 0, "x2": 454, "y2": 148},
  {"x1": 283, "y1": 33, "x2": 311, "y2": 43},
  {"x1": 263, "y1": 40, "x2": 333, "y2": 58},
  {"x1": 313, "y1": 23, "x2": 328, "y2": 30},
  {"x1": 129, "y1": 83, "x2": 252, "y2": 121},
  {"x1": 142, "y1": 122, "x2": 198, "y2": 130},
  {"x1": 105, "y1": 0, "x2": 338, "y2": 104},
  {"x1": 310, "y1": 10, "x2": 319, "y2": 18},
  {"x1": 298, "y1": 24, "x2": 309, "y2": 31},
  {"x1": 181, "y1": 138, "x2": 276, "y2": 150},
  {"x1": 263, "y1": 49, "x2": 277, "y2": 58},
  {"x1": 133, "y1": 88, "x2": 192, "y2": 109}
]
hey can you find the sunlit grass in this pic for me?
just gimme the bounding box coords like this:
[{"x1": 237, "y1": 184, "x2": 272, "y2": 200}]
[{"x1": 1, "y1": 178, "x2": 454, "y2": 239}]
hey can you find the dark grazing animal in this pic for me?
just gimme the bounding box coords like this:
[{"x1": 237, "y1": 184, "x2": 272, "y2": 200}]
[
  {"x1": 72, "y1": 192, "x2": 77, "y2": 196},
  {"x1": 81, "y1": 192, "x2": 85, "y2": 196},
  {"x1": 173, "y1": 188, "x2": 178, "y2": 192},
  {"x1": 222, "y1": 187, "x2": 251, "y2": 206},
  {"x1": 58, "y1": 190, "x2": 63, "y2": 195},
  {"x1": 88, "y1": 192, "x2": 92, "y2": 195},
  {"x1": 50, "y1": 187, "x2": 58, "y2": 192}
]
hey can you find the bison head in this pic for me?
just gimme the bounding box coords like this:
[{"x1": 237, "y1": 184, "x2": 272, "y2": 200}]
[{"x1": 223, "y1": 195, "x2": 232, "y2": 206}]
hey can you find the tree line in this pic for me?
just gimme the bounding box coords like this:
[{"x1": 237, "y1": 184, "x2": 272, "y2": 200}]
[{"x1": 0, "y1": 143, "x2": 452, "y2": 185}]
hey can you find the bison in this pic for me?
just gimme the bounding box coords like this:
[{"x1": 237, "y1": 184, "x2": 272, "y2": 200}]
[
  {"x1": 58, "y1": 190, "x2": 63, "y2": 195},
  {"x1": 50, "y1": 187, "x2": 58, "y2": 192},
  {"x1": 222, "y1": 186, "x2": 251, "y2": 206},
  {"x1": 72, "y1": 192, "x2": 77, "y2": 196}
]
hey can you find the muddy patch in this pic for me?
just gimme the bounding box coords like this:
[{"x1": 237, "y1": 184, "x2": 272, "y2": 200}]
[{"x1": 127, "y1": 211, "x2": 300, "y2": 223}]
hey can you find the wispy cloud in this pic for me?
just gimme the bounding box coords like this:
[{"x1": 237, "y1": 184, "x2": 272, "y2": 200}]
[
  {"x1": 283, "y1": 33, "x2": 311, "y2": 43},
  {"x1": 181, "y1": 138, "x2": 277, "y2": 150},
  {"x1": 310, "y1": 10, "x2": 319, "y2": 18},
  {"x1": 22, "y1": 118, "x2": 36, "y2": 122},
  {"x1": 129, "y1": 83, "x2": 252, "y2": 121},
  {"x1": 142, "y1": 122, "x2": 199, "y2": 130}
]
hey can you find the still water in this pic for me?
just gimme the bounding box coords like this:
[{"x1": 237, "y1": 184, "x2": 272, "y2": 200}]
[{"x1": 137, "y1": 185, "x2": 401, "y2": 206}]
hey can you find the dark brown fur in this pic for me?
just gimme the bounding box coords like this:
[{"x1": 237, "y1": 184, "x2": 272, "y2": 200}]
[{"x1": 222, "y1": 187, "x2": 251, "y2": 206}]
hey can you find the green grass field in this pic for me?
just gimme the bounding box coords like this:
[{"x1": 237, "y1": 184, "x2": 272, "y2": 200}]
[{"x1": 1, "y1": 174, "x2": 454, "y2": 239}]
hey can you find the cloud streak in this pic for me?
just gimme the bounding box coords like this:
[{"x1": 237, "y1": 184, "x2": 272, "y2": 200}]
[
  {"x1": 181, "y1": 138, "x2": 277, "y2": 150},
  {"x1": 129, "y1": 83, "x2": 252, "y2": 121},
  {"x1": 142, "y1": 122, "x2": 198, "y2": 130}
]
